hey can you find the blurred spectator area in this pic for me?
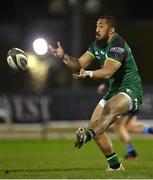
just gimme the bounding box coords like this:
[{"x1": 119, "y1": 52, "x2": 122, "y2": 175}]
[
  {"x1": 0, "y1": 0, "x2": 153, "y2": 88},
  {"x1": 0, "y1": 0, "x2": 153, "y2": 139},
  {"x1": 0, "y1": 86, "x2": 153, "y2": 123}
]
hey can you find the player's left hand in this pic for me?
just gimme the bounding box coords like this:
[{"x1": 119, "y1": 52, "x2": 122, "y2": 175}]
[
  {"x1": 73, "y1": 69, "x2": 88, "y2": 79},
  {"x1": 49, "y1": 41, "x2": 64, "y2": 59}
]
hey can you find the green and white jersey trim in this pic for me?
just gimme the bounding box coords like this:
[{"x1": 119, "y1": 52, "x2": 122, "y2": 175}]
[
  {"x1": 105, "y1": 53, "x2": 121, "y2": 65},
  {"x1": 86, "y1": 51, "x2": 96, "y2": 59}
]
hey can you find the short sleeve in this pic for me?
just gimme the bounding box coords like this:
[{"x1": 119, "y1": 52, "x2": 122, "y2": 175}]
[
  {"x1": 106, "y1": 36, "x2": 127, "y2": 62},
  {"x1": 107, "y1": 47, "x2": 126, "y2": 62},
  {"x1": 87, "y1": 42, "x2": 96, "y2": 59}
]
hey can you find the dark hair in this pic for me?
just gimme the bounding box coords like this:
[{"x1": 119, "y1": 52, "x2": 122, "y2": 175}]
[{"x1": 99, "y1": 15, "x2": 118, "y2": 32}]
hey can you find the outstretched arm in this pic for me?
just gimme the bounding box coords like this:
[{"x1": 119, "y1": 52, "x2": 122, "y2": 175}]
[
  {"x1": 74, "y1": 59, "x2": 121, "y2": 79},
  {"x1": 49, "y1": 42, "x2": 93, "y2": 71}
]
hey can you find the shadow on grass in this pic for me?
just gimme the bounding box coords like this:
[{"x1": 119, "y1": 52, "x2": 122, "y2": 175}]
[{"x1": 1, "y1": 167, "x2": 103, "y2": 174}]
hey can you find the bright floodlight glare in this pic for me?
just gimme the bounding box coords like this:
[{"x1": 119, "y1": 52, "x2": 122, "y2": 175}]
[{"x1": 33, "y1": 38, "x2": 48, "y2": 55}]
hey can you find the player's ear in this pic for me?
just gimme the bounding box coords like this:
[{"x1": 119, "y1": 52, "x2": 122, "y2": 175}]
[{"x1": 109, "y1": 27, "x2": 115, "y2": 34}]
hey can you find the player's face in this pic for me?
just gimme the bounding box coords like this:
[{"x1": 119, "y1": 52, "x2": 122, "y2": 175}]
[{"x1": 95, "y1": 19, "x2": 110, "y2": 41}]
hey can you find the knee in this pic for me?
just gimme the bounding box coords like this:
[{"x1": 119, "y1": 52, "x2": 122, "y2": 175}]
[
  {"x1": 112, "y1": 122, "x2": 119, "y2": 131},
  {"x1": 112, "y1": 122, "x2": 124, "y2": 133}
]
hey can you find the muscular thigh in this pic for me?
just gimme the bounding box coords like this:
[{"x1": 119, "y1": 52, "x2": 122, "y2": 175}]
[
  {"x1": 89, "y1": 93, "x2": 129, "y2": 128},
  {"x1": 105, "y1": 93, "x2": 129, "y2": 116}
]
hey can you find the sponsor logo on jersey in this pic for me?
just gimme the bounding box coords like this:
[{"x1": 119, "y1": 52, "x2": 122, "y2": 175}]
[
  {"x1": 101, "y1": 50, "x2": 105, "y2": 55},
  {"x1": 96, "y1": 56, "x2": 100, "y2": 59},
  {"x1": 110, "y1": 47, "x2": 125, "y2": 54},
  {"x1": 95, "y1": 51, "x2": 105, "y2": 59},
  {"x1": 126, "y1": 88, "x2": 132, "y2": 94}
]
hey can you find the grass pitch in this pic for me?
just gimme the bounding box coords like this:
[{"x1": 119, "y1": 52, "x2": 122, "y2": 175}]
[{"x1": 0, "y1": 138, "x2": 153, "y2": 179}]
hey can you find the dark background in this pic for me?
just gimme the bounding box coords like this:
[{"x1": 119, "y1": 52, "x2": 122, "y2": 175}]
[
  {"x1": 0, "y1": 0, "x2": 153, "y2": 121},
  {"x1": 0, "y1": 0, "x2": 153, "y2": 90}
]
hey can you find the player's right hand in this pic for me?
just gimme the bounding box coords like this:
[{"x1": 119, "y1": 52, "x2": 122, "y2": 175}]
[
  {"x1": 49, "y1": 41, "x2": 65, "y2": 59},
  {"x1": 73, "y1": 69, "x2": 88, "y2": 79}
]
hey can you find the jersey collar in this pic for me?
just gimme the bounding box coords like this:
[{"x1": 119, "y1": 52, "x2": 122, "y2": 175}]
[{"x1": 110, "y1": 33, "x2": 118, "y2": 43}]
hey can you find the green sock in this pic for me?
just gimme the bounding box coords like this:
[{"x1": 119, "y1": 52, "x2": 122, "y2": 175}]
[
  {"x1": 105, "y1": 152, "x2": 120, "y2": 169},
  {"x1": 85, "y1": 129, "x2": 95, "y2": 143}
]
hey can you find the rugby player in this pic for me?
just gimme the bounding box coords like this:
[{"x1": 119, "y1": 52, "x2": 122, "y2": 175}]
[{"x1": 49, "y1": 15, "x2": 143, "y2": 171}]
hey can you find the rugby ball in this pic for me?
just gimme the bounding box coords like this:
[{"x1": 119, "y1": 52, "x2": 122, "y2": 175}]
[{"x1": 7, "y1": 48, "x2": 28, "y2": 70}]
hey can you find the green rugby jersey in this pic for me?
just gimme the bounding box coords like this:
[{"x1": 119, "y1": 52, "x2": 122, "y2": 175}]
[{"x1": 87, "y1": 34, "x2": 143, "y2": 91}]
